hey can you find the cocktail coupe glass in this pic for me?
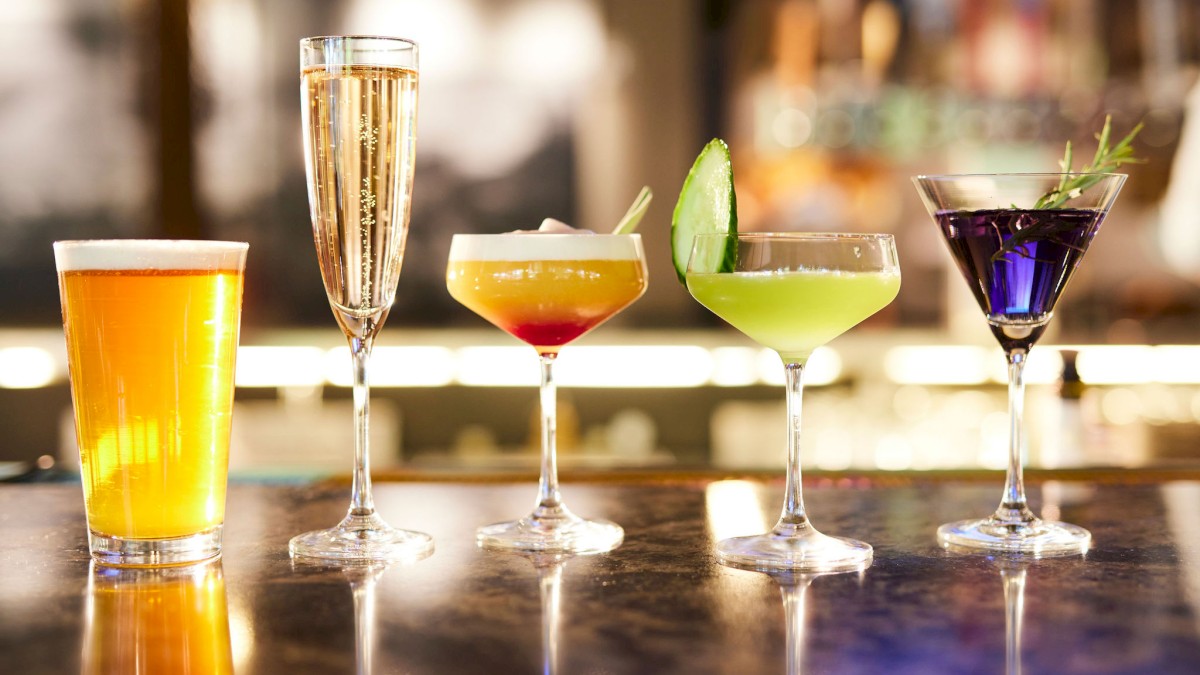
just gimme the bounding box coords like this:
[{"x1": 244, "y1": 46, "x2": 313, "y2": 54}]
[
  {"x1": 290, "y1": 36, "x2": 433, "y2": 562},
  {"x1": 687, "y1": 233, "x2": 901, "y2": 571},
  {"x1": 446, "y1": 233, "x2": 648, "y2": 553},
  {"x1": 914, "y1": 173, "x2": 1126, "y2": 555}
]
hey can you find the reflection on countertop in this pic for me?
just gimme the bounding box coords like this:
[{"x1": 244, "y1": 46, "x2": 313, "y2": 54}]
[{"x1": 4, "y1": 477, "x2": 1200, "y2": 673}]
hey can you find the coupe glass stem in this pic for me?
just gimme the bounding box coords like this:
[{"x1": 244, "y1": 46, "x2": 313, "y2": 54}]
[
  {"x1": 348, "y1": 334, "x2": 377, "y2": 519},
  {"x1": 996, "y1": 349, "x2": 1036, "y2": 523},
  {"x1": 535, "y1": 353, "x2": 563, "y2": 516},
  {"x1": 776, "y1": 360, "x2": 810, "y2": 534}
]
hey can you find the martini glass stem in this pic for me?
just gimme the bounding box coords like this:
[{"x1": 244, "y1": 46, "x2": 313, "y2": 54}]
[
  {"x1": 348, "y1": 333, "x2": 377, "y2": 519},
  {"x1": 535, "y1": 353, "x2": 563, "y2": 516},
  {"x1": 776, "y1": 360, "x2": 811, "y2": 534},
  {"x1": 997, "y1": 349, "x2": 1035, "y2": 522}
]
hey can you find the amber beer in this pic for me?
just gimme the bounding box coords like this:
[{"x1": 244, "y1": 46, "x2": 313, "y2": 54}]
[
  {"x1": 54, "y1": 240, "x2": 247, "y2": 565},
  {"x1": 84, "y1": 560, "x2": 234, "y2": 674}
]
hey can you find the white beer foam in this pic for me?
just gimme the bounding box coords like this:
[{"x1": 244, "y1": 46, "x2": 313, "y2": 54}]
[
  {"x1": 53, "y1": 240, "x2": 248, "y2": 271},
  {"x1": 449, "y1": 233, "x2": 643, "y2": 262}
]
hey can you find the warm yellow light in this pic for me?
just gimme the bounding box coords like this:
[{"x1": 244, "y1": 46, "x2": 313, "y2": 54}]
[
  {"x1": 455, "y1": 346, "x2": 538, "y2": 386},
  {"x1": 1076, "y1": 346, "x2": 1155, "y2": 385},
  {"x1": 0, "y1": 347, "x2": 57, "y2": 388},
  {"x1": 559, "y1": 346, "x2": 712, "y2": 387},
  {"x1": 235, "y1": 347, "x2": 325, "y2": 388},
  {"x1": 324, "y1": 346, "x2": 456, "y2": 387},
  {"x1": 705, "y1": 480, "x2": 769, "y2": 542},
  {"x1": 756, "y1": 347, "x2": 841, "y2": 386},
  {"x1": 710, "y1": 347, "x2": 759, "y2": 386},
  {"x1": 1152, "y1": 346, "x2": 1200, "y2": 384},
  {"x1": 885, "y1": 346, "x2": 990, "y2": 385}
]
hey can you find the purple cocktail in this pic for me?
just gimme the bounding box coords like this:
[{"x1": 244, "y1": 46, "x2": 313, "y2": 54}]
[
  {"x1": 915, "y1": 174, "x2": 1127, "y2": 556},
  {"x1": 935, "y1": 207, "x2": 1106, "y2": 351}
]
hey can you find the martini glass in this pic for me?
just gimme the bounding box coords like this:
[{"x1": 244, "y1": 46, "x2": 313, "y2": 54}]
[
  {"x1": 914, "y1": 173, "x2": 1126, "y2": 555},
  {"x1": 446, "y1": 233, "x2": 647, "y2": 553},
  {"x1": 687, "y1": 233, "x2": 900, "y2": 571}
]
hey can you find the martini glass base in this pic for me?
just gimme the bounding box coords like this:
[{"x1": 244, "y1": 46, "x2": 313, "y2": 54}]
[
  {"x1": 937, "y1": 516, "x2": 1090, "y2": 557},
  {"x1": 717, "y1": 527, "x2": 872, "y2": 573},
  {"x1": 289, "y1": 513, "x2": 434, "y2": 563},
  {"x1": 477, "y1": 507, "x2": 623, "y2": 555}
]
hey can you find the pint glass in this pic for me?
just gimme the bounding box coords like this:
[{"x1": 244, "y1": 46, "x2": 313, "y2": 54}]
[{"x1": 54, "y1": 240, "x2": 248, "y2": 565}]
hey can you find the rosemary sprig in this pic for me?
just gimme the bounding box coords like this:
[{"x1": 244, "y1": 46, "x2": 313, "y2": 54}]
[
  {"x1": 990, "y1": 116, "x2": 1142, "y2": 263},
  {"x1": 1034, "y1": 115, "x2": 1143, "y2": 209}
]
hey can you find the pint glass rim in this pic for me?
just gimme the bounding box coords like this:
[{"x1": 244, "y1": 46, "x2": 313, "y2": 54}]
[
  {"x1": 53, "y1": 240, "x2": 249, "y2": 272},
  {"x1": 53, "y1": 239, "x2": 249, "y2": 251}
]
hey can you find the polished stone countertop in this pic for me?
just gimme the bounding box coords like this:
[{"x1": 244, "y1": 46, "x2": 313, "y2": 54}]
[{"x1": 3, "y1": 477, "x2": 1200, "y2": 674}]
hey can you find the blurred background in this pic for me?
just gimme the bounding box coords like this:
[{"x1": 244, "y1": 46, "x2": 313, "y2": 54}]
[{"x1": 2, "y1": 0, "x2": 1200, "y2": 477}]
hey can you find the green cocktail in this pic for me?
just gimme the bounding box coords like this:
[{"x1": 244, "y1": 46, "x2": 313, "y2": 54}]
[
  {"x1": 687, "y1": 233, "x2": 900, "y2": 571},
  {"x1": 687, "y1": 269, "x2": 900, "y2": 361}
]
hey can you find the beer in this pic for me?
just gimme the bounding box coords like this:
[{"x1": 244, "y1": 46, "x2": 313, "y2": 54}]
[
  {"x1": 55, "y1": 240, "x2": 247, "y2": 562},
  {"x1": 84, "y1": 560, "x2": 233, "y2": 674}
]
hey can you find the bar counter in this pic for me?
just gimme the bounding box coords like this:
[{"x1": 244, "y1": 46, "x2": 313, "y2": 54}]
[{"x1": 4, "y1": 475, "x2": 1200, "y2": 673}]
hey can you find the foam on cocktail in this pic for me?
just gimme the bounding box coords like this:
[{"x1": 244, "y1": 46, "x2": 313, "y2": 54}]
[
  {"x1": 449, "y1": 233, "x2": 643, "y2": 262},
  {"x1": 53, "y1": 240, "x2": 249, "y2": 271}
]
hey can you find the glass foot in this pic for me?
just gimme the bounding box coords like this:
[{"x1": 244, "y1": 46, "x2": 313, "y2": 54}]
[
  {"x1": 937, "y1": 516, "x2": 1090, "y2": 557},
  {"x1": 477, "y1": 505, "x2": 623, "y2": 554},
  {"x1": 716, "y1": 525, "x2": 872, "y2": 573},
  {"x1": 290, "y1": 513, "x2": 433, "y2": 563},
  {"x1": 89, "y1": 526, "x2": 222, "y2": 567}
]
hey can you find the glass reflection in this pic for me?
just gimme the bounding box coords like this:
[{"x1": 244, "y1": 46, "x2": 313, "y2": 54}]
[
  {"x1": 530, "y1": 554, "x2": 567, "y2": 675},
  {"x1": 769, "y1": 570, "x2": 864, "y2": 675},
  {"x1": 290, "y1": 559, "x2": 406, "y2": 675},
  {"x1": 999, "y1": 559, "x2": 1028, "y2": 675},
  {"x1": 348, "y1": 563, "x2": 387, "y2": 675},
  {"x1": 944, "y1": 549, "x2": 1030, "y2": 675},
  {"x1": 83, "y1": 559, "x2": 233, "y2": 675}
]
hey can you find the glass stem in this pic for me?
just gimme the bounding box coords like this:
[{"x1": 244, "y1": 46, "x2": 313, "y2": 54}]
[
  {"x1": 349, "y1": 334, "x2": 376, "y2": 518},
  {"x1": 535, "y1": 353, "x2": 563, "y2": 515},
  {"x1": 996, "y1": 349, "x2": 1036, "y2": 524},
  {"x1": 776, "y1": 360, "x2": 810, "y2": 534}
]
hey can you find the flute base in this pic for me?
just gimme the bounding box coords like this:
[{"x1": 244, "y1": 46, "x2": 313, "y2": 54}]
[
  {"x1": 717, "y1": 524, "x2": 872, "y2": 573},
  {"x1": 289, "y1": 512, "x2": 433, "y2": 563},
  {"x1": 937, "y1": 516, "x2": 1090, "y2": 557},
  {"x1": 477, "y1": 505, "x2": 623, "y2": 554}
]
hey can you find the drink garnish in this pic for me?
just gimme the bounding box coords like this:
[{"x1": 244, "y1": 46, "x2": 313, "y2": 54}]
[
  {"x1": 536, "y1": 218, "x2": 592, "y2": 233},
  {"x1": 612, "y1": 186, "x2": 653, "y2": 234},
  {"x1": 991, "y1": 115, "x2": 1142, "y2": 264},
  {"x1": 1036, "y1": 115, "x2": 1143, "y2": 209},
  {"x1": 672, "y1": 138, "x2": 738, "y2": 283}
]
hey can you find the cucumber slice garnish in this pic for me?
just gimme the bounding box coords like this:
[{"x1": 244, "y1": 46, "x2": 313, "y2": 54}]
[{"x1": 671, "y1": 138, "x2": 738, "y2": 283}]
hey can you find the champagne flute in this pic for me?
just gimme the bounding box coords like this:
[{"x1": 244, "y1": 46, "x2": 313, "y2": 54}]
[{"x1": 289, "y1": 35, "x2": 432, "y2": 562}]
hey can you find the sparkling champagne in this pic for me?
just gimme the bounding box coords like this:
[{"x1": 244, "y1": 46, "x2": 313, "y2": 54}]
[{"x1": 302, "y1": 64, "x2": 418, "y2": 332}]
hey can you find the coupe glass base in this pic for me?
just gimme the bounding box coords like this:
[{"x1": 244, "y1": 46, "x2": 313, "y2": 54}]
[
  {"x1": 937, "y1": 517, "x2": 1091, "y2": 557},
  {"x1": 716, "y1": 528, "x2": 873, "y2": 573},
  {"x1": 477, "y1": 510, "x2": 623, "y2": 554},
  {"x1": 289, "y1": 513, "x2": 433, "y2": 563}
]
